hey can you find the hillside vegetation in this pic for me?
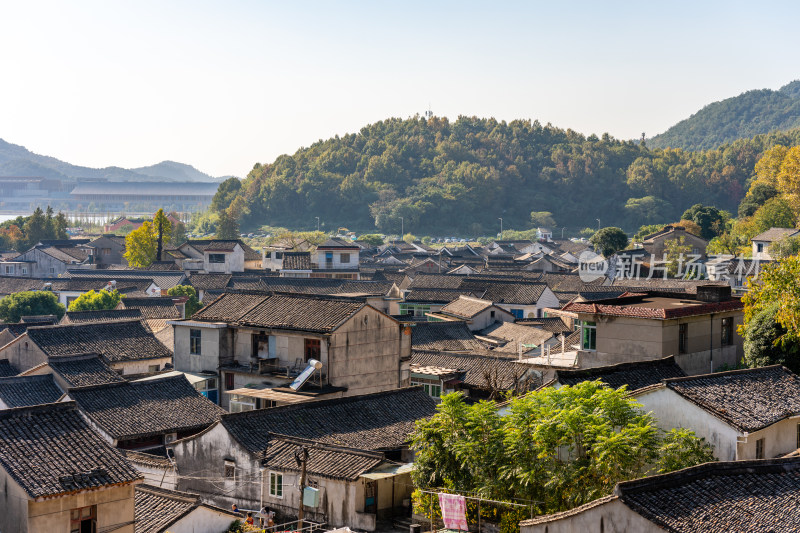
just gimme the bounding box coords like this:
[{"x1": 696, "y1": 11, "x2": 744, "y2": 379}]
[
  {"x1": 215, "y1": 116, "x2": 800, "y2": 235},
  {"x1": 649, "y1": 81, "x2": 800, "y2": 151}
]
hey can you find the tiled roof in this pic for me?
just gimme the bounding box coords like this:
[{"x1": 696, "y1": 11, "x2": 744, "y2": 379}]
[
  {"x1": 69, "y1": 375, "x2": 224, "y2": 441},
  {"x1": 411, "y1": 322, "x2": 487, "y2": 352},
  {"x1": 0, "y1": 319, "x2": 58, "y2": 338},
  {"x1": 405, "y1": 288, "x2": 482, "y2": 304},
  {"x1": 0, "y1": 359, "x2": 17, "y2": 377},
  {"x1": 317, "y1": 238, "x2": 360, "y2": 249},
  {"x1": 185, "y1": 273, "x2": 232, "y2": 291},
  {"x1": 261, "y1": 435, "x2": 385, "y2": 481},
  {"x1": 440, "y1": 296, "x2": 494, "y2": 319},
  {"x1": 0, "y1": 374, "x2": 64, "y2": 407},
  {"x1": 0, "y1": 276, "x2": 58, "y2": 295},
  {"x1": 0, "y1": 402, "x2": 141, "y2": 498},
  {"x1": 480, "y1": 322, "x2": 555, "y2": 352},
  {"x1": 62, "y1": 308, "x2": 144, "y2": 324},
  {"x1": 663, "y1": 366, "x2": 800, "y2": 432},
  {"x1": 48, "y1": 354, "x2": 127, "y2": 388},
  {"x1": 65, "y1": 270, "x2": 186, "y2": 290},
  {"x1": 561, "y1": 296, "x2": 743, "y2": 320},
  {"x1": 539, "y1": 272, "x2": 605, "y2": 292},
  {"x1": 516, "y1": 317, "x2": 571, "y2": 334},
  {"x1": 607, "y1": 277, "x2": 710, "y2": 294},
  {"x1": 193, "y1": 292, "x2": 367, "y2": 333},
  {"x1": 20, "y1": 314, "x2": 59, "y2": 324},
  {"x1": 615, "y1": 457, "x2": 800, "y2": 532},
  {"x1": 120, "y1": 297, "x2": 181, "y2": 319},
  {"x1": 26, "y1": 320, "x2": 173, "y2": 363},
  {"x1": 554, "y1": 356, "x2": 686, "y2": 392},
  {"x1": 220, "y1": 387, "x2": 437, "y2": 453},
  {"x1": 282, "y1": 251, "x2": 312, "y2": 270},
  {"x1": 135, "y1": 485, "x2": 211, "y2": 533},
  {"x1": 407, "y1": 274, "x2": 466, "y2": 289},
  {"x1": 411, "y1": 350, "x2": 527, "y2": 390},
  {"x1": 258, "y1": 277, "x2": 394, "y2": 297},
  {"x1": 460, "y1": 278, "x2": 548, "y2": 304},
  {"x1": 38, "y1": 245, "x2": 91, "y2": 263},
  {"x1": 751, "y1": 227, "x2": 800, "y2": 242}
]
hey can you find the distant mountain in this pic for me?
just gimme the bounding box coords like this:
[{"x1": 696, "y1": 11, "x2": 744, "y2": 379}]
[
  {"x1": 649, "y1": 80, "x2": 800, "y2": 150},
  {"x1": 0, "y1": 138, "x2": 221, "y2": 182}
]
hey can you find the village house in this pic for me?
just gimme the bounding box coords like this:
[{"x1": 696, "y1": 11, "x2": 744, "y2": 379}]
[
  {"x1": 428, "y1": 295, "x2": 515, "y2": 331},
  {"x1": 546, "y1": 284, "x2": 744, "y2": 375},
  {"x1": 313, "y1": 238, "x2": 361, "y2": 279},
  {"x1": 0, "y1": 320, "x2": 174, "y2": 376},
  {"x1": 543, "y1": 355, "x2": 686, "y2": 392},
  {"x1": 519, "y1": 457, "x2": 800, "y2": 533},
  {"x1": 25, "y1": 353, "x2": 128, "y2": 391},
  {"x1": 168, "y1": 387, "x2": 437, "y2": 530},
  {"x1": 640, "y1": 225, "x2": 709, "y2": 260},
  {"x1": 751, "y1": 227, "x2": 800, "y2": 260},
  {"x1": 633, "y1": 365, "x2": 800, "y2": 461},
  {"x1": 477, "y1": 321, "x2": 564, "y2": 357},
  {"x1": 169, "y1": 291, "x2": 411, "y2": 410},
  {"x1": 410, "y1": 321, "x2": 488, "y2": 353},
  {"x1": 134, "y1": 484, "x2": 240, "y2": 533},
  {"x1": 0, "y1": 374, "x2": 65, "y2": 409},
  {"x1": 86, "y1": 234, "x2": 128, "y2": 266},
  {"x1": 178, "y1": 239, "x2": 262, "y2": 273},
  {"x1": 12, "y1": 239, "x2": 94, "y2": 277},
  {"x1": 68, "y1": 374, "x2": 224, "y2": 451},
  {"x1": 0, "y1": 401, "x2": 142, "y2": 533}
]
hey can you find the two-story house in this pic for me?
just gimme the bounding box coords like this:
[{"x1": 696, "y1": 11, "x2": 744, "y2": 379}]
[
  {"x1": 640, "y1": 225, "x2": 709, "y2": 260},
  {"x1": 86, "y1": 234, "x2": 127, "y2": 266},
  {"x1": 178, "y1": 239, "x2": 262, "y2": 273},
  {"x1": 313, "y1": 238, "x2": 361, "y2": 279},
  {"x1": 751, "y1": 227, "x2": 800, "y2": 260},
  {"x1": 169, "y1": 291, "x2": 412, "y2": 410}
]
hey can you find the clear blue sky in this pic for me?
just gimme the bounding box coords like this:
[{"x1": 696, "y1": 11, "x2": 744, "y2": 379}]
[{"x1": 1, "y1": 0, "x2": 799, "y2": 177}]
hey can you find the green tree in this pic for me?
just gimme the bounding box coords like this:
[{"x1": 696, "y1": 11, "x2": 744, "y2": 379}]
[
  {"x1": 358, "y1": 234, "x2": 384, "y2": 246},
  {"x1": 663, "y1": 236, "x2": 694, "y2": 278},
  {"x1": 742, "y1": 301, "x2": 800, "y2": 374},
  {"x1": 769, "y1": 235, "x2": 800, "y2": 260},
  {"x1": 23, "y1": 207, "x2": 48, "y2": 248},
  {"x1": 751, "y1": 196, "x2": 797, "y2": 233},
  {"x1": 216, "y1": 209, "x2": 240, "y2": 240},
  {"x1": 211, "y1": 177, "x2": 242, "y2": 213},
  {"x1": 634, "y1": 223, "x2": 665, "y2": 242},
  {"x1": 152, "y1": 209, "x2": 173, "y2": 261},
  {"x1": 530, "y1": 211, "x2": 556, "y2": 228},
  {"x1": 67, "y1": 289, "x2": 122, "y2": 312},
  {"x1": 167, "y1": 285, "x2": 203, "y2": 317},
  {"x1": 590, "y1": 227, "x2": 628, "y2": 257},
  {"x1": 171, "y1": 221, "x2": 188, "y2": 246},
  {"x1": 411, "y1": 383, "x2": 715, "y2": 516},
  {"x1": 681, "y1": 204, "x2": 727, "y2": 240},
  {"x1": 738, "y1": 182, "x2": 778, "y2": 217},
  {"x1": 403, "y1": 233, "x2": 417, "y2": 244},
  {"x1": 0, "y1": 291, "x2": 65, "y2": 323},
  {"x1": 124, "y1": 221, "x2": 158, "y2": 268},
  {"x1": 740, "y1": 255, "x2": 800, "y2": 344}
]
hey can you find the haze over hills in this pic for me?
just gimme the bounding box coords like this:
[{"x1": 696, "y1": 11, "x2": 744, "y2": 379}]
[
  {"x1": 0, "y1": 138, "x2": 221, "y2": 182},
  {"x1": 649, "y1": 80, "x2": 800, "y2": 151}
]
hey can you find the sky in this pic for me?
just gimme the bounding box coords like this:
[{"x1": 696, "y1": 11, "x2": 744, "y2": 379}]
[{"x1": 1, "y1": 0, "x2": 800, "y2": 178}]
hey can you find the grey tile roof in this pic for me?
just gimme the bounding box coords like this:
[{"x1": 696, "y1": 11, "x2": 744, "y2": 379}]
[
  {"x1": 282, "y1": 251, "x2": 312, "y2": 270},
  {"x1": 62, "y1": 308, "x2": 144, "y2": 324},
  {"x1": 38, "y1": 245, "x2": 91, "y2": 263},
  {"x1": 120, "y1": 297, "x2": 181, "y2": 319},
  {"x1": 186, "y1": 273, "x2": 232, "y2": 291},
  {"x1": 193, "y1": 292, "x2": 367, "y2": 333},
  {"x1": 480, "y1": 322, "x2": 555, "y2": 352},
  {"x1": 0, "y1": 402, "x2": 141, "y2": 498},
  {"x1": 318, "y1": 238, "x2": 360, "y2": 249},
  {"x1": 262, "y1": 435, "x2": 385, "y2": 481},
  {"x1": 0, "y1": 276, "x2": 59, "y2": 296},
  {"x1": 65, "y1": 270, "x2": 186, "y2": 290},
  {"x1": 48, "y1": 354, "x2": 127, "y2": 388},
  {"x1": 407, "y1": 274, "x2": 467, "y2": 289},
  {"x1": 411, "y1": 322, "x2": 487, "y2": 352},
  {"x1": 258, "y1": 277, "x2": 394, "y2": 297},
  {"x1": 26, "y1": 320, "x2": 174, "y2": 363},
  {"x1": 220, "y1": 387, "x2": 437, "y2": 454},
  {"x1": 0, "y1": 374, "x2": 64, "y2": 407},
  {"x1": 460, "y1": 278, "x2": 547, "y2": 304},
  {"x1": 404, "y1": 288, "x2": 483, "y2": 304},
  {"x1": 555, "y1": 356, "x2": 686, "y2": 392},
  {"x1": 0, "y1": 359, "x2": 17, "y2": 377},
  {"x1": 411, "y1": 350, "x2": 526, "y2": 390},
  {"x1": 183, "y1": 239, "x2": 261, "y2": 261},
  {"x1": 134, "y1": 485, "x2": 205, "y2": 533},
  {"x1": 664, "y1": 366, "x2": 800, "y2": 432},
  {"x1": 440, "y1": 296, "x2": 494, "y2": 319},
  {"x1": 615, "y1": 457, "x2": 800, "y2": 532},
  {"x1": 751, "y1": 227, "x2": 800, "y2": 242},
  {"x1": 516, "y1": 317, "x2": 571, "y2": 334},
  {"x1": 69, "y1": 375, "x2": 224, "y2": 441}
]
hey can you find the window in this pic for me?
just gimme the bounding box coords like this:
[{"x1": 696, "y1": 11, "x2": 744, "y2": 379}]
[
  {"x1": 721, "y1": 317, "x2": 733, "y2": 346},
  {"x1": 580, "y1": 321, "x2": 597, "y2": 351},
  {"x1": 102, "y1": 248, "x2": 111, "y2": 256},
  {"x1": 510, "y1": 308, "x2": 524, "y2": 319},
  {"x1": 325, "y1": 252, "x2": 333, "y2": 265},
  {"x1": 490, "y1": 310, "x2": 496, "y2": 319},
  {"x1": 190, "y1": 329, "x2": 202, "y2": 355},
  {"x1": 274, "y1": 251, "x2": 283, "y2": 259},
  {"x1": 757, "y1": 243, "x2": 764, "y2": 253},
  {"x1": 305, "y1": 338, "x2": 321, "y2": 361},
  {"x1": 411, "y1": 379, "x2": 441, "y2": 398},
  {"x1": 224, "y1": 372, "x2": 235, "y2": 390},
  {"x1": 195, "y1": 378, "x2": 218, "y2": 404},
  {"x1": 21, "y1": 267, "x2": 26, "y2": 274},
  {"x1": 4, "y1": 266, "x2": 10, "y2": 274},
  {"x1": 269, "y1": 472, "x2": 283, "y2": 498},
  {"x1": 208, "y1": 253, "x2": 226, "y2": 263},
  {"x1": 252, "y1": 333, "x2": 270, "y2": 359},
  {"x1": 678, "y1": 323, "x2": 688, "y2": 354},
  {"x1": 50, "y1": 267, "x2": 55, "y2": 273},
  {"x1": 230, "y1": 394, "x2": 256, "y2": 413},
  {"x1": 340, "y1": 253, "x2": 350, "y2": 263},
  {"x1": 70, "y1": 505, "x2": 96, "y2": 533},
  {"x1": 224, "y1": 460, "x2": 236, "y2": 479},
  {"x1": 148, "y1": 364, "x2": 160, "y2": 373},
  {"x1": 756, "y1": 437, "x2": 765, "y2": 459}
]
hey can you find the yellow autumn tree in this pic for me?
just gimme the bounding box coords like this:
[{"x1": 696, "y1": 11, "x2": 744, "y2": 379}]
[
  {"x1": 776, "y1": 146, "x2": 800, "y2": 215},
  {"x1": 124, "y1": 221, "x2": 158, "y2": 268},
  {"x1": 752, "y1": 145, "x2": 789, "y2": 190}
]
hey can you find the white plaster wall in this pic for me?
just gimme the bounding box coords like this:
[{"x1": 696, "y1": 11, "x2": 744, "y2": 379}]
[
  {"x1": 520, "y1": 498, "x2": 660, "y2": 533},
  {"x1": 737, "y1": 418, "x2": 800, "y2": 460},
  {"x1": 169, "y1": 506, "x2": 239, "y2": 533},
  {"x1": 28, "y1": 484, "x2": 136, "y2": 533}
]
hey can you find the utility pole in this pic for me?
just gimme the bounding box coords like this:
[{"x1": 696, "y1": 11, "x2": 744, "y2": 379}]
[
  {"x1": 315, "y1": 217, "x2": 320, "y2": 232},
  {"x1": 596, "y1": 218, "x2": 601, "y2": 231},
  {"x1": 295, "y1": 446, "x2": 309, "y2": 531},
  {"x1": 498, "y1": 217, "x2": 503, "y2": 236},
  {"x1": 400, "y1": 217, "x2": 404, "y2": 238},
  {"x1": 156, "y1": 214, "x2": 163, "y2": 262}
]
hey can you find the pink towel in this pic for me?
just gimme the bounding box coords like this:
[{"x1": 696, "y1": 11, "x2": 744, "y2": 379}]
[{"x1": 438, "y1": 492, "x2": 468, "y2": 531}]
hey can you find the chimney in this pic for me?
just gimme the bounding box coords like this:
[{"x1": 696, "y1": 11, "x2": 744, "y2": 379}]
[{"x1": 696, "y1": 284, "x2": 731, "y2": 303}]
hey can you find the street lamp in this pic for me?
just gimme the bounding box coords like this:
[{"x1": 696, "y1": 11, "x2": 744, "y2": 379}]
[
  {"x1": 596, "y1": 219, "x2": 601, "y2": 230},
  {"x1": 561, "y1": 227, "x2": 566, "y2": 239},
  {"x1": 315, "y1": 217, "x2": 320, "y2": 232},
  {"x1": 399, "y1": 217, "x2": 404, "y2": 238},
  {"x1": 498, "y1": 217, "x2": 503, "y2": 236}
]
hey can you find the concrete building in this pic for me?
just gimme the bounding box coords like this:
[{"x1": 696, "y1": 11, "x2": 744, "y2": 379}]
[
  {"x1": 86, "y1": 234, "x2": 127, "y2": 266},
  {"x1": 313, "y1": 238, "x2": 361, "y2": 279},
  {"x1": 0, "y1": 402, "x2": 142, "y2": 533},
  {"x1": 169, "y1": 292, "x2": 411, "y2": 410},
  {"x1": 430, "y1": 295, "x2": 515, "y2": 331},
  {"x1": 519, "y1": 457, "x2": 800, "y2": 533},
  {"x1": 633, "y1": 365, "x2": 800, "y2": 461},
  {"x1": 13, "y1": 240, "x2": 93, "y2": 278},
  {"x1": 178, "y1": 239, "x2": 262, "y2": 273},
  {"x1": 549, "y1": 284, "x2": 744, "y2": 375},
  {"x1": 751, "y1": 227, "x2": 800, "y2": 260}
]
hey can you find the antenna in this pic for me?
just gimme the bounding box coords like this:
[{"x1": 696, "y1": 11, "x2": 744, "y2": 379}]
[{"x1": 424, "y1": 103, "x2": 433, "y2": 120}]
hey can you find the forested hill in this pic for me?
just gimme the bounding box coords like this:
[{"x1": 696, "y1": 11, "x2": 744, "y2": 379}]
[
  {"x1": 649, "y1": 81, "x2": 800, "y2": 151},
  {"x1": 221, "y1": 116, "x2": 800, "y2": 235}
]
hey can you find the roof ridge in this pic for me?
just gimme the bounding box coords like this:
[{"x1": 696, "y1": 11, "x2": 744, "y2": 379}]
[
  {"x1": 663, "y1": 364, "x2": 788, "y2": 384},
  {"x1": 0, "y1": 399, "x2": 77, "y2": 419},
  {"x1": 266, "y1": 432, "x2": 385, "y2": 459}
]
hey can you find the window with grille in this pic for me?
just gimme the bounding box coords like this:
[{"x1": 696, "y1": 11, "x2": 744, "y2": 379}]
[
  {"x1": 270, "y1": 472, "x2": 283, "y2": 498},
  {"x1": 70, "y1": 505, "x2": 96, "y2": 533},
  {"x1": 208, "y1": 253, "x2": 226, "y2": 263},
  {"x1": 224, "y1": 460, "x2": 236, "y2": 479},
  {"x1": 340, "y1": 253, "x2": 350, "y2": 263},
  {"x1": 305, "y1": 338, "x2": 321, "y2": 361},
  {"x1": 678, "y1": 323, "x2": 688, "y2": 354}
]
